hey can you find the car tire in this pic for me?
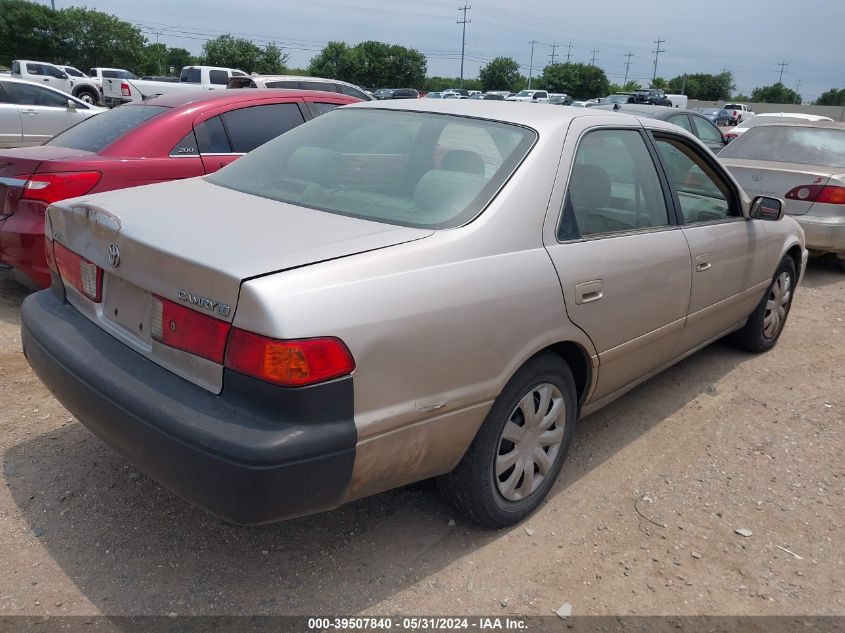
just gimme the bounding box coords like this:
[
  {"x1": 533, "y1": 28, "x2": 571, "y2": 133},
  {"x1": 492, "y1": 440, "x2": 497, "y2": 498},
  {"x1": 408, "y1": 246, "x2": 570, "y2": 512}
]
[
  {"x1": 75, "y1": 90, "x2": 97, "y2": 105},
  {"x1": 729, "y1": 256, "x2": 796, "y2": 353},
  {"x1": 438, "y1": 353, "x2": 577, "y2": 527}
]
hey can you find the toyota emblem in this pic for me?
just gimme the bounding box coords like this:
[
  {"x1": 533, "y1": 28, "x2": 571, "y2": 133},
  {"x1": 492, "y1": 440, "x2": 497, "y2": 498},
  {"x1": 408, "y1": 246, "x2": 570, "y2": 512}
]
[{"x1": 108, "y1": 243, "x2": 120, "y2": 268}]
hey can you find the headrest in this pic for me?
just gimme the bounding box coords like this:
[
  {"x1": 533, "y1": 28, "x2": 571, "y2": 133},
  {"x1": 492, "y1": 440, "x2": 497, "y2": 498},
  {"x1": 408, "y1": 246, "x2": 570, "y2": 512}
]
[
  {"x1": 441, "y1": 149, "x2": 485, "y2": 176},
  {"x1": 569, "y1": 164, "x2": 611, "y2": 209}
]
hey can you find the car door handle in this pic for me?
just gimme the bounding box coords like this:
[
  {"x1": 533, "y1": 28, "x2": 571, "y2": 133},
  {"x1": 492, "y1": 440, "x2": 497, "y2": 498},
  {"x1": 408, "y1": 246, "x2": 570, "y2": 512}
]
[
  {"x1": 21, "y1": 109, "x2": 37, "y2": 115},
  {"x1": 696, "y1": 262, "x2": 712, "y2": 272},
  {"x1": 43, "y1": 78, "x2": 50, "y2": 82},
  {"x1": 575, "y1": 280, "x2": 603, "y2": 305}
]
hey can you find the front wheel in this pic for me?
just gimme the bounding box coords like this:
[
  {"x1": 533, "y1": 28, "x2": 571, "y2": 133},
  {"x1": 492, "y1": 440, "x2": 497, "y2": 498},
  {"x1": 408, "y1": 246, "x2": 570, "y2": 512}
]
[
  {"x1": 76, "y1": 90, "x2": 97, "y2": 105},
  {"x1": 438, "y1": 353, "x2": 577, "y2": 527},
  {"x1": 730, "y1": 256, "x2": 796, "y2": 352}
]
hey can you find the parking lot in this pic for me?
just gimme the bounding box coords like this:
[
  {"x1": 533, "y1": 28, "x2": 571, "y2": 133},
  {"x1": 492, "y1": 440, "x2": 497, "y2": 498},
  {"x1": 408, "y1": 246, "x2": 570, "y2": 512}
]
[{"x1": 0, "y1": 257, "x2": 842, "y2": 617}]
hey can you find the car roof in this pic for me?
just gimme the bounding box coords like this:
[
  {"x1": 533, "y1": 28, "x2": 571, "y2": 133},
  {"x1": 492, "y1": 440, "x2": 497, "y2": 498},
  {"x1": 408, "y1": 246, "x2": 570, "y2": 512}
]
[
  {"x1": 247, "y1": 74, "x2": 362, "y2": 87},
  {"x1": 590, "y1": 103, "x2": 699, "y2": 118},
  {"x1": 345, "y1": 98, "x2": 640, "y2": 134},
  {"x1": 754, "y1": 112, "x2": 833, "y2": 121},
  {"x1": 143, "y1": 88, "x2": 349, "y2": 108},
  {"x1": 748, "y1": 120, "x2": 845, "y2": 130}
]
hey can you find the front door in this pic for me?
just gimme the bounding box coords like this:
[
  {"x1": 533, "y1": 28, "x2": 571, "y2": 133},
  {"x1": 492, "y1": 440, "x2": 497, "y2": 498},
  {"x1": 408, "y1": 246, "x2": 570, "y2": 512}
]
[
  {"x1": 545, "y1": 126, "x2": 692, "y2": 401},
  {"x1": 6, "y1": 83, "x2": 80, "y2": 145},
  {"x1": 0, "y1": 84, "x2": 23, "y2": 147},
  {"x1": 651, "y1": 132, "x2": 771, "y2": 352}
]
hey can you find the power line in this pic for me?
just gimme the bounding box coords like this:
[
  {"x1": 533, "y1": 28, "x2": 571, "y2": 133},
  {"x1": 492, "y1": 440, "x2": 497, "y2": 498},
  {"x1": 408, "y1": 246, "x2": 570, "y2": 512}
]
[
  {"x1": 565, "y1": 41, "x2": 573, "y2": 63},
  {"x1": 651, "y1": 36, "x2": 665, "y2": 83},
  {"x1": 527, "y1": 39, "x2": 538, "y2": 89},
  {"x1": 777, "y1": 60, "x2": 789, "y2": 83},
  {"x1": 548, "y1": 42, "x2": 559, "y2": 66},
  {"x1": 623, "y1": 52, "x2": 634, "y2": 85},
  {"x1": 457, "y1": 4, "x2": 471, "y2": 88},
  {"x1": 589, "y1": 48, "x2": 599, "y2": 66}
]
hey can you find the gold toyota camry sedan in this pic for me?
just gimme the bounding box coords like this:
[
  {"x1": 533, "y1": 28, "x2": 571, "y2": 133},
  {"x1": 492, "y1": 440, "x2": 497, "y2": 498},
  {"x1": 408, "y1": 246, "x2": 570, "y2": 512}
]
[{"x1": 21, "y1": 99, "x2": 806, "y2": 527}]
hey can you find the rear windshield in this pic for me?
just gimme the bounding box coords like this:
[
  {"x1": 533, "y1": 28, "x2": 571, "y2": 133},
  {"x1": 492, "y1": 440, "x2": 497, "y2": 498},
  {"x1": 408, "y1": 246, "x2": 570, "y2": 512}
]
[
  {"x1": 47, "y1": 105, "x2": 168, "y2": 152},
  {"x1": 719, "y1": 125, "x2": 845, "y2": 169},
  {"x1": 206, "y1": 109, "x2": 536, "y2": 229},
  {"x1": 102, "y1": 70, "x2": 136, "y2": 79}
]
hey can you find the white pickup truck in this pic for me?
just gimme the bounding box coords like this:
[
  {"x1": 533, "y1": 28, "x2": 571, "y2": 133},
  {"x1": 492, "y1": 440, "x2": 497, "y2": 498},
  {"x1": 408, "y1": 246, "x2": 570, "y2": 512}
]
[
  {"x1": 102, "y1": 65, "x2": 247, "y2": 106},
  {"x1": 723, "y1": 102, "x2": 756, "y2": 125},
  {"x1": 11, "y1": 60, "x2": 103, "y2": 105}
]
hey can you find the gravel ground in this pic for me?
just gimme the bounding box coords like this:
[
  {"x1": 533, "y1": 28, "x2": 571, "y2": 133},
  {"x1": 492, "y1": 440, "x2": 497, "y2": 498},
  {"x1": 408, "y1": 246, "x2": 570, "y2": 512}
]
[{"x1": 0, "y1": 258, "x2": 843, "y2": 618}]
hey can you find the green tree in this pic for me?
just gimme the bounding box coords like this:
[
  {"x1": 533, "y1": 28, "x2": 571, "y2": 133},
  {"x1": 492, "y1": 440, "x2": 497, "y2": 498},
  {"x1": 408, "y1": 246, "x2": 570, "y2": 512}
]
[
  {"x1": 166, "y1": 47, "x2": 196, "y2": 75},
  {"x1": 651, "y1": 77, "x2": 668, "y2": 90},
  {"x1": 256, "y1": 42, "x2": 288, "y2": 74},
  {"x1": 200, "y1": 34, "x2": 262, "y2": 73},
  {"x1": 608, "y1": 80, "x2": 641, "y2": 94},
  {"x1": 751, "y1": 82, "x2": 800, "y2": 104},
  {"x1": 422, "y1": 76, "x2": 482, "y2": 92},
  {"x1": 537, "y1": 62, "x2": 609, "y2": 99},
  {"x1": 478, "y1": 57, "x2": 520, "y2": 92},
  {"x1": 817, "y1": 88, "x2": 845, "y2": 106},
  {"x1": 308, "y1": 41, "x2": 357, "y2": 82},
  {"x1": 666, "y1": 72, "x2": 734, "y2": 100},
  {"x1": 0, "y1": 0, "x2": 60, "y2": 64},
  {"x1": 138, "y1": 43, "x2": 167, "y2": 76},
  {"x1": 53, "y1": 6, "x2": 145, "y2": 70}
]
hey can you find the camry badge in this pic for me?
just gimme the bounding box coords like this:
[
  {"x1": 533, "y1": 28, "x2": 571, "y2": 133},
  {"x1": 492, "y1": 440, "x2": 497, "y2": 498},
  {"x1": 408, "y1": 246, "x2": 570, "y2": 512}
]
[{"x1": 108, "y1": 243, "x2": 120, "y2": 267}]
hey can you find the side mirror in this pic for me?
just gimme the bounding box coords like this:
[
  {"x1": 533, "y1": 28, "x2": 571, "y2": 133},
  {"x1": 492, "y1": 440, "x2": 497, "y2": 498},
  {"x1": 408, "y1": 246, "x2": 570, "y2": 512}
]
[
  {"x1": 66, "y1": 99, "x2": 77, "y2": 111},
  {"x1": 749, "y1": 196, "x2": 785, "y2": 221}
]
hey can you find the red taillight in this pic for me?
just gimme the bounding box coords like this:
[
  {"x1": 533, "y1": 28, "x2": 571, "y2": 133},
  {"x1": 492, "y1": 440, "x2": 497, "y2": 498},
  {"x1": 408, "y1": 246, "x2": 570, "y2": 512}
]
[
  {"x1": 53, "y1": 242, "x2": 102, "y2": 302},
  {"x1": 121, "y1": 82, "x2": 131, "y2": 97},
  {"x1": 16, "y1": 171, "x2": 102, "y2": 205},
  {"x1": 225, "y1": 330, "x2": 355, "y2": 387},
  {"x1": 150, "y1": 295, "x2": 231, "y2": 364},
  {"x1": 785, "y1": 185, "x2": 845, "y2": 205}
]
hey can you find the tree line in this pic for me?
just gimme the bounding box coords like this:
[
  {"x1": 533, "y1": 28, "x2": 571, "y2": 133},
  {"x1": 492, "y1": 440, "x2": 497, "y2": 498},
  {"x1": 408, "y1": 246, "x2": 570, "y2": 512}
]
[{"x1": 2, "y1": 0, "x2": 841, "y2": 103}]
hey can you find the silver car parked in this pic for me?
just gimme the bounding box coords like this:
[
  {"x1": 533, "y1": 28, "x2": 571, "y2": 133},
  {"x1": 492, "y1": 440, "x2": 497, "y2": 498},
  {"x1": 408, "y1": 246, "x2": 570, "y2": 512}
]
[
  {"x1": 0, "y1": 77, "x2": 104, "y2": 148},
  {"x1": 719, "y1": 121, "x2": 845, "y2": 270},
  {"x1": 22, "y1": 100, "x2": 806, "y2": 527}
]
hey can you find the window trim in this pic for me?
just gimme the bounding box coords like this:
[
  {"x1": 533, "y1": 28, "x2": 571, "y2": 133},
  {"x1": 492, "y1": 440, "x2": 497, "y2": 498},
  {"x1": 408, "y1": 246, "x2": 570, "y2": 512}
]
[
  {"x1": 555, "y1": 126, "x2": 681, "y2": 244},
  {"x1": 648, "y1": 130, "x2": 742, "y2": 227}
]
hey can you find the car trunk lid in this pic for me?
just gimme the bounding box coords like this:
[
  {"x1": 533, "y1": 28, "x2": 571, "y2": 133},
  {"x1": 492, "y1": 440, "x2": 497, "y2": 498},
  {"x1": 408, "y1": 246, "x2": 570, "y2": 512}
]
[
  {"x1": 723, "y1": 158, "x2": 842, "y2": 216},
  {"x1": 46, "y1": 177, "x2": 433, "y2": 392},
  {"x1": 1, "y1": 147, "x2": 96, "y2": 216}
]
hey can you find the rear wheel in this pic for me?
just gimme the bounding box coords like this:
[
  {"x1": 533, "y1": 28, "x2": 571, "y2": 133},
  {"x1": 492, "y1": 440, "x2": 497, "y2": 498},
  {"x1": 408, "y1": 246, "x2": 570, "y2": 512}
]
[
  {"x1": 730, "y1": 256, "x2": 796, "y2": 352},
  {"x1": 438, "y1": 353, "x2": 577, "y2": 527}
]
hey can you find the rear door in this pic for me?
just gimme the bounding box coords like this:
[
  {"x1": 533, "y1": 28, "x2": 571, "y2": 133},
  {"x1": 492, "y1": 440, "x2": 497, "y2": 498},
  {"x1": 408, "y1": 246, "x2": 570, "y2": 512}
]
[
  {"x1": 651, "y1": 131, "x2": 771, "y2": 352},
  {"x1": 544, "y1": 122, "x2": 692, "y2": 401},
  {"x1": 0, "y1": 83, "x2": 23, "y2": 147},
  {"x1": 195, "y1": 101, "x2": 308, "y2": 173},
  {"x1": 6, "y1": 82, "x2": 82, "y2": 145}
]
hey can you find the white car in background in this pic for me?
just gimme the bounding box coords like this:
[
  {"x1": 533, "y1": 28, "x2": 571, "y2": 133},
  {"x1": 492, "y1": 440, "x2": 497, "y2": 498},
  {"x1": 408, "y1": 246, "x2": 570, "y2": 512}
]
[
  {"x1": 724, "y1": 112, "x2": 834, "y2": 141},
  {"x1": 0, "y1": 77, "x2": 104, "y2": 148},
  {"x1": 506, "y1": 89, "x2": 549, "y2": 103},
  {"x1": 11, "y1": 60, "x2": 102, "y2": 105}
]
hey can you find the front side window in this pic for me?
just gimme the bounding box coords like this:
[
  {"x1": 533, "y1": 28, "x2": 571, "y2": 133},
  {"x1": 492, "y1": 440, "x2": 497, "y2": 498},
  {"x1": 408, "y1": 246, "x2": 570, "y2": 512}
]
[
  {"x1": 654, "y1": 136, "x2": 734, "y2": 223},
  {"x1": 44, "y1": 65, "x2": 66, "y2": 78},
  {"x1": 220, "y1": 103, "x2": 306, "y2": 153},
  {"x1": 64, "y1": 67, "x2": 85, "y2": 78},
  {"x1": 25, "y1": 63, "x2": 44, "y2": 75},
  {"x1": 561, "y1": 129, "x2": 669, "y2": 239},
  {"x1": 206, "y1": 109, "x2": 536, "y2": 229},
  {"x1": 6, "y1": 83, "x2": 67, "y2": 107},
  {"x1": 48, "y1": 105, "x2": 168, "y2": 152}
]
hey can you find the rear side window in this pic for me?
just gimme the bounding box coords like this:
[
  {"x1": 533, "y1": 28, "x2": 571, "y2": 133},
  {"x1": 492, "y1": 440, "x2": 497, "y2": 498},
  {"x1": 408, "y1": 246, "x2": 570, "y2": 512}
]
[
  {"x1": 562, "y1": 129, "x2": 669, "y2": 239},
  {"x1": 265, "y1": 80, "x2": 300, "y2": 89},
  {"x1": 47, "y1": 105, "x2": 168, "y2": 152},
  {"x1": 302, "y1": 81, "x2": 338, "y2": 92},
  {"x1": 170, "y1": 130, "x2": 199, "y2": 157},
  {"x1": 338, "y1": 84, "x2": 368, "y2": 100},
  {"x1": 667, "y1": 114, "x2": 693, "y2": 133},
  {"x1": 195, "y1": 116, "x2": 231, "y2": 153},
  {"x1": 181, "y1": 68, "x2": 201, "y2": 83},
  {"x1": 25, "y1": 63, "x2": 43, "y2": 75},
  {"x1": 220, "y1": 103, "x2": 306, "y2": 153},
  {"x1": 310, "y1": 102, "x2": 342, "y2": 116},
  {"x1": 209, "y1": 70, "x2": 229, "y2": 85},
  {"x1": 0, "y1": 83, "x2": 9, "y2": 103},
  {"x1": 691, "y1": 116, "x2": 723, "y2": 144}
]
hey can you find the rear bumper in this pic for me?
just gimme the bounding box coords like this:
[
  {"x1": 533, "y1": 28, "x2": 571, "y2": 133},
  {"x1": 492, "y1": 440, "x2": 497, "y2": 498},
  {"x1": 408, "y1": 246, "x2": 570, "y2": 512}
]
[
  {"x1": 0, "y1": 202, "x2": 50, "y2": 289},
  {"x1": 794, "y1": 213, "x2": 845, "y2": 255},
  {"x1": 21, "y1": 290, "x2": 357, "y2": 525}
]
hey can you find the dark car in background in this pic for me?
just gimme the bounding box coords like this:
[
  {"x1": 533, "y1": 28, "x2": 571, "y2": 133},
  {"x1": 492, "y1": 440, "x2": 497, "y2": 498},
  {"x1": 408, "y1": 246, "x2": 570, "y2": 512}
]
[
  {"x1": 373, "y1": 88, "x2": 419, "y2": 100},
  {"x1": 630, "y1": 88, "x2": 673, "y2": 106},
  {"x1": 594, "y1": 103, "x2": 727, "y2": 152},
  {"x1": 696, "y1": 108, "x2": 734, "y2": 126}
]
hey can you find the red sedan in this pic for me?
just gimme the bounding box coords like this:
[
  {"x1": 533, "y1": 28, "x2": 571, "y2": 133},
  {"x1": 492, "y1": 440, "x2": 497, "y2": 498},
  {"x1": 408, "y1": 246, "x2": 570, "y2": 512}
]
[{"x1": 0, "y1": 89, "x2": 358, "y2": 288}]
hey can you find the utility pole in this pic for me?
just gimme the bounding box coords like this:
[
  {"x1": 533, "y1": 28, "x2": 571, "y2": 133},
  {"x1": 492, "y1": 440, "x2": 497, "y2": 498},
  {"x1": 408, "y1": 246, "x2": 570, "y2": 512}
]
[
  {"x1": 777, "y1": 60, "x2": 789, "y2": 84},
  {"x1": 794, "y1": 79, "x2": 801, "y2": 104},
  {"x1": 457, "y1": 4, "x2": 471, "y2": 88},
  {"x1": 623, "y1": 52, "x2": 634, "y2": 85},
  {"x1": 651, "y1": 36, "x2": 666, "y2": 84},
  {"x1": 548, "y1": 43, "x2": 559, "y2": 66},
  {"x1": 527, "y1": 39, "x2": 538, "y2": 89},
  {"x1": 589, "y1": 48, "x2": 599, "y2": 66},
  {"x1": 50, "y1": 0, "x2": 55, "y2": 8},
  {"x1": 565, "y1": 42, "x2": 573, "y2": 63}
]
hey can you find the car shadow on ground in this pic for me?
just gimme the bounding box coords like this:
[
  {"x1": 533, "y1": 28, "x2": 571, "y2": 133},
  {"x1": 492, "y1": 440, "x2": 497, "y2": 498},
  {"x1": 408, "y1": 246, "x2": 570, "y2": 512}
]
[
  {"x1": 4, "y1": 330, "x2": 754, "y2": 617},
  {"x1": 0, "y1": 276, "x2": 30, "y2": 326},
  {"x1": 800, "y1": 255, "x2": 844, "y2": 289}
]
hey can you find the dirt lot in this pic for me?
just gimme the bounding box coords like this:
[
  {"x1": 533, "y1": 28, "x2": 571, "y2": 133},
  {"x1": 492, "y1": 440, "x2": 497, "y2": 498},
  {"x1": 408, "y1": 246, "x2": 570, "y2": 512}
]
[{"x1": 0, "y1": 260, "x2": 843, "y2": 619}]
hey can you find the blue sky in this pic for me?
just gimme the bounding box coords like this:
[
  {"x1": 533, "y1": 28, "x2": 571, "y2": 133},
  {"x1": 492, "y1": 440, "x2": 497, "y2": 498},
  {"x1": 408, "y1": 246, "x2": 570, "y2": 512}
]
[{"x1": 49, "y1": 0, "x2": 844, "y2": 100}]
